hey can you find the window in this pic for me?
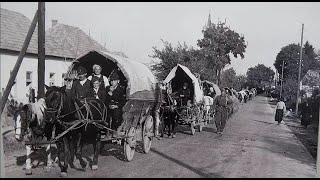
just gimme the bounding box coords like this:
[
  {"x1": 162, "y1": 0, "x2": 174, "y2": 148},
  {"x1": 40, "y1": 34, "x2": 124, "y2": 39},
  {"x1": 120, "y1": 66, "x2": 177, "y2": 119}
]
[
  {"x1": 26, "y1": 71, "x2": 32, "y2": 86},
  {"x1": 49, "y1": 73, "x2": 55, "y2": 86}
]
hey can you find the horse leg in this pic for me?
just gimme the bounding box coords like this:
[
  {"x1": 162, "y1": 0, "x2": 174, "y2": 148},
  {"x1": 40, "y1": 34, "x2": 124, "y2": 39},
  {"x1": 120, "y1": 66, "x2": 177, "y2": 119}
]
[
  {"x1": 44, "y1": 144, "x2": 53, "y2": 172},
  {"x1": 74, "y1": 132, "x2": 87, "y2": 169},
  {"x1": 25, "y1": 145, "x2": 33, "y2": 175},
  {"x1": 92, "y1": 132, "x2": 101, "y2": 171},
  {"x1": 57, "y1": 138, "x2": 69, "y2": 177}
]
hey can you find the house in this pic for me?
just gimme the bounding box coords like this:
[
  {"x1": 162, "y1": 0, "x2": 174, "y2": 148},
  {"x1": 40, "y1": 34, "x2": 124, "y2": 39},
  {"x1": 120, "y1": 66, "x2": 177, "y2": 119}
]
[{"x1": 0, "y1": 8, "x2": 126, "y2": 104}]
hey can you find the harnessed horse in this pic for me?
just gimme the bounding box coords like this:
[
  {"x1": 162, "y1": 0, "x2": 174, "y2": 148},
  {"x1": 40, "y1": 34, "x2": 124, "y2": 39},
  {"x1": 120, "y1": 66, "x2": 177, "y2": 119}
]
[
  {"x1": 44, "y1": 85, "x2": 108, "y2": 177},
  {"x1": 14, "y1": 98, "x2": 57, "y2": 175}
]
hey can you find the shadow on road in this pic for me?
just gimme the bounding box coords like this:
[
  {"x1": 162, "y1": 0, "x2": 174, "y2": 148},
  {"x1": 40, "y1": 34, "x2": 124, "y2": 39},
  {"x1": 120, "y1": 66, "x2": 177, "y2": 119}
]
[{"x1": 150, "y1": 148, "x2": 223, "y2": 178}]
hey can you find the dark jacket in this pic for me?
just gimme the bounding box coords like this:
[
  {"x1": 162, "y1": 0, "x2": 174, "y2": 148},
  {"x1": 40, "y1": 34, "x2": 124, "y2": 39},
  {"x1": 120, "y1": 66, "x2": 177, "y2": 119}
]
[
  {"x1": 88, "y1": 86, "x2": 107, "y2": 103},
  {"x1": 176, "y1": 87, "x2": 191, "y2": 106},
  {"x1": 71, "y1": 79, "x2": 92, "y2": 100},
  {"x1": 111, "y1": 85, "x2": 126, "y2": 108}
]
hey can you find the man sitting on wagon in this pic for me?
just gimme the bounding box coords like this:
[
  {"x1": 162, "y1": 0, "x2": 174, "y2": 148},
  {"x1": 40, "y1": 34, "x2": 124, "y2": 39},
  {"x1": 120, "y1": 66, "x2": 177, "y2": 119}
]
[
  {"x1": 176, "y1": 82, "x2": 191, "y2": 107},
  {"x1": 71, "y1": 66, "x2": 92, "y2": 101},
  {"x1": 107, "y1": 71, "x2": 126, "y2": 137}
]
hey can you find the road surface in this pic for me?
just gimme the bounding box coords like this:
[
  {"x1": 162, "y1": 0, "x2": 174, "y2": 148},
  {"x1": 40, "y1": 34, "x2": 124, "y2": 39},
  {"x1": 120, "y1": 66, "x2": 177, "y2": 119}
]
[{"x1": 4, "y1": 95, "x2": 316, "y2": 178}]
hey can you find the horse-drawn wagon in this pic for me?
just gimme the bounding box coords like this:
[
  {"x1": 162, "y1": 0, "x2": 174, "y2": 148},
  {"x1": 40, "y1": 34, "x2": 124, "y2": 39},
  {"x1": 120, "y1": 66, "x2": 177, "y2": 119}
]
[
  {"x1": 161, "y1": 64, "x2": 206, "y2": 135},
  {"x1": 64, "y1": 50, "x2": 160, "y2": 161}
]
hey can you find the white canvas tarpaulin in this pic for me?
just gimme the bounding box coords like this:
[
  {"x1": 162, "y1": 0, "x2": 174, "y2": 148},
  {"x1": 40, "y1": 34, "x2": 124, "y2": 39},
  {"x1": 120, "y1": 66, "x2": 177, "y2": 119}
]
[
  {"x1": 74, "y1": 50, "x2": 157, "y2": 100},
  {"x1": 163, "y1": 64, "x2": 204, "y2": 104},
  {"x1": 202, "y1": 80, "x2": 221, "y2": 99}
]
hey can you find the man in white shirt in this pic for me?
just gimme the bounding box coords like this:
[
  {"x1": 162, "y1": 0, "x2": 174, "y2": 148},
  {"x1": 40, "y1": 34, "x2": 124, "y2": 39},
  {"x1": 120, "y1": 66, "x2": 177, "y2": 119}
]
[{"x1": 87, "y1": 64, "x2": 110, "y2": 88}]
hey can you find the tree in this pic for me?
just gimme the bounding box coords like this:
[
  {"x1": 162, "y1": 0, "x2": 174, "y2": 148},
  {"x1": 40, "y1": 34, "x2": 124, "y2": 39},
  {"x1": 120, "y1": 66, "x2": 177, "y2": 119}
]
[
  {"x1": 274, "y1": 42, "x2": 320, "y2": 82},
  {"x1": 197, "y1": 20, "x2": 247, "y2": 85},
  {"x1": 220, "y1": 68, "x2": 237, "y2": 89},
  {"x1": 150, "y1": 40, "x2": 217, "y2": 82},
  {"x1": 234, "y1": 75, "x2": 247, "y2": 91},
  {"x1": 246, "y1": 64, "x2": 275, "y2": 88}
]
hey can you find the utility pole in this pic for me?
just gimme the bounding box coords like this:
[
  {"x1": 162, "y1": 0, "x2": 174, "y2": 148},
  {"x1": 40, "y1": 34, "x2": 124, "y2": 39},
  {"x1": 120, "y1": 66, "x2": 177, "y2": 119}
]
[
  {"x1": 295, "y1": 24, "x2": 304, "y2": 115},
  {"x1": 37, "y1": 2, "x2": 45, "y2": 99},
  {"x1": 280, "y1": 59, "x2": 284, "y2": 98},
  {"x1": 317, "y1": 102, "x2": 320, "y2": 177}
]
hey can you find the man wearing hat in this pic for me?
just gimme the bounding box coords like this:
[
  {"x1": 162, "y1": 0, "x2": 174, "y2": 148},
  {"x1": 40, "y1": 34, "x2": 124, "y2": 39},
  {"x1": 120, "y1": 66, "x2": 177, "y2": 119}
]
[
  {"x1": 107, "y1": 71, "x2": 126, "y2": 136},
  {"x1": 176, "y1": 82, "x2": 191, "y2": 106},
  {"x1": 71, "y1": 66, "x2": 92, "y2": 100}
]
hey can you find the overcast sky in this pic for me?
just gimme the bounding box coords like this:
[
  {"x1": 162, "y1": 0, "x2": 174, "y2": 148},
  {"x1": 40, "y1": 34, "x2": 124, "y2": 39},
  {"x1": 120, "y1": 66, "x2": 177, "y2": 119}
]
[{"x1": 1, "y1": 2, "x2": 320, "y2": 75}]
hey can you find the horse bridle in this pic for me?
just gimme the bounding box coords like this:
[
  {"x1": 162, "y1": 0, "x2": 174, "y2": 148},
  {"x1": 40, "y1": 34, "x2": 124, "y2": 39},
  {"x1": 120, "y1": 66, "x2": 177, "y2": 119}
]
[
  {"x1": 45, "y1": 92, "x2": 64, "y2": 123},
  {"x1": 45, "y1": 91, "x2": 86, "y2": 123}
]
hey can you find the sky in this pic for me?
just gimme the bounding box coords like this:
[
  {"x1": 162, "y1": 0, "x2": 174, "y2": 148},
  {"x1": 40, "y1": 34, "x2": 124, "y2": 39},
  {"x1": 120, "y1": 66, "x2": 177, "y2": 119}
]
[{"x1": 1, "y1": 2, "x2": 320, "y2": 75}]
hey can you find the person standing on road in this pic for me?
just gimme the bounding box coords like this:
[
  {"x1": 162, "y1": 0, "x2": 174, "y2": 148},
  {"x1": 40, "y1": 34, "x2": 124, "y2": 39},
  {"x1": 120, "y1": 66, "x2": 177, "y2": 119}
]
[
  {"x1": 299, "y1": 100, "x2": 312, "y2": 128},
  {"x1": 213, "y1": 88, "x2": 228, "y2": 134},
  {"x1": 274, "y1": 97, "x2": 286, "y2": 125}
]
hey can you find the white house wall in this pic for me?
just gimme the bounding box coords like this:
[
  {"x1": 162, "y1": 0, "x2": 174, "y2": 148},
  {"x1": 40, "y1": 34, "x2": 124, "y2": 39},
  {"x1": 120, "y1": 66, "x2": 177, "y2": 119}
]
[{"x1": 0, "y1": 54, "x2": 71, "y2": 104}]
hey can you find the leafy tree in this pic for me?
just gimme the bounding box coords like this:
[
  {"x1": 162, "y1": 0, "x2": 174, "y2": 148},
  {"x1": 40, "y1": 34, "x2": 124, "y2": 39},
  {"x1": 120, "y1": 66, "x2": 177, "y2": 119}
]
[
  {"x1": 234, "y1": 75, "x2": 247, "y2": 91},
  {"x1": 246, "y1": 64, "x2": 275, "y2": 88},
  {"x1": 274, "y1": 42, "x2": 320, "y2": 82},
  {"x1": 220, "y1": 68, "x2": 237, "y2": 89},
  {"x1": 150, "y1": 40, "x2": 217, "y2": 82},
  {"x1": 197, "y1": 21, "x2": 247, "y2": 85}
]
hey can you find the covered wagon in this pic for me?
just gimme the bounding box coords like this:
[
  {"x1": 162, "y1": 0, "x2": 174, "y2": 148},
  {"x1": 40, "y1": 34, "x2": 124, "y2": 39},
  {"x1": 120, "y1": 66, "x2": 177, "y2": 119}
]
[
  {"x1": 65, "y1": 50, "x2": 160, "y2": 161},
  {"x1": 162, "y1": 64, "x2": 205, "y2": 135}
]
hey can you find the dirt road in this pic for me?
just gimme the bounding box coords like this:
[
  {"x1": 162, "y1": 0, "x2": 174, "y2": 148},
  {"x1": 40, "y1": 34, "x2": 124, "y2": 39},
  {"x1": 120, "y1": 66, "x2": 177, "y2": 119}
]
[{"x1": 4, "y1": 95, "x2": 316, "y2": 178}]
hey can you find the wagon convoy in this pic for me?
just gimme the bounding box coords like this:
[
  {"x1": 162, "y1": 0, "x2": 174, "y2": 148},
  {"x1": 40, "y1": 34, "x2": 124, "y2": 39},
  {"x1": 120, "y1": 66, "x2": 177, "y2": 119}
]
[{"x1": 12, "y1": 53, "x2": 258, "y2": 176}]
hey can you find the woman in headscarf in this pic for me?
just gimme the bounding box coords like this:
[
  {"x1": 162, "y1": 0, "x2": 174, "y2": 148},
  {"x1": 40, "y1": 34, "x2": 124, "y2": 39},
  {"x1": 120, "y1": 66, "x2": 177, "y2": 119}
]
[
  {"x1": 274, "y1": 97, "x2": 286, "y2": 125},
  {"x1": 87, "y1": 64, "x2": 110, "y2": 88}
]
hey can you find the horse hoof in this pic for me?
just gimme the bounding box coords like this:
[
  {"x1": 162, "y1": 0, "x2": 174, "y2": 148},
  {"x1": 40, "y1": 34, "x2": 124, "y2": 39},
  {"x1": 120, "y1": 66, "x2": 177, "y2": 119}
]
[
  {"x1": 25, "y1": 169, "x2": 32, "y2": 175},
  {"x1": 60, "y1": 172, "x2": 68, "y2": 177},
  {"x1": 92, "y1": 165, "x2": 98, "y2": 171}
]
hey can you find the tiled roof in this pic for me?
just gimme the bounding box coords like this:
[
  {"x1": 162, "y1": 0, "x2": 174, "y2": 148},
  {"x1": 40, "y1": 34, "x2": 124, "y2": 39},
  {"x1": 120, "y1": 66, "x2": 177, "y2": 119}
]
[
  {"x1": 1, "y1": 8, "x2": 128, "y2": 59},
  {"x1": 46, "y1": 23, "x2": 107, "y2": 58},
  {"x1": 0, "y1": 8, "x2": 68, "y2": 58}
]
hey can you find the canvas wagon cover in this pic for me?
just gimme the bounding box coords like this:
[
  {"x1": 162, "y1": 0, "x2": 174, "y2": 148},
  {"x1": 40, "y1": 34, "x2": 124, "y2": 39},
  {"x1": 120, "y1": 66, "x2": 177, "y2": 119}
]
[
  {"x1": 163, "y1": 64, "x2": 203, "y2": 104},
  {"x1": 201, "y1": 80, "x2": 221, "y2": 98},
  {"x1": 73, "y1": 50, "x2": 157, "y2": 100}
]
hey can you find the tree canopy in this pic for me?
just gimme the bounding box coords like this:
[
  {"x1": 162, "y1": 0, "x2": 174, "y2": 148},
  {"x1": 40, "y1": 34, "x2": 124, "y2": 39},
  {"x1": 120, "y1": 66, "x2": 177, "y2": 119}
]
[{"x1": 246, "y1": 64, "x2": 275, "y2": 88}]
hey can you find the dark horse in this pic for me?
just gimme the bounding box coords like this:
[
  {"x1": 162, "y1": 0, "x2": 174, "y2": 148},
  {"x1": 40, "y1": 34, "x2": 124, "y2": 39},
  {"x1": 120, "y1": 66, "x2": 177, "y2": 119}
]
[
  {"x1": 159, "y1": 89, "x2": 178, "y2": 138},
  {"x1": 44, "y1": 85, "x2": 107, "y2": 177}
]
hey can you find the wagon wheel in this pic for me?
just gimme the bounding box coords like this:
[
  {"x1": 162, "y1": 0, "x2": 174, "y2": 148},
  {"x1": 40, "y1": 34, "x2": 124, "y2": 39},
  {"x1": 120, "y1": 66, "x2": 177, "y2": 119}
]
[
  {"x1": 190, "y1": 121, "x2": 196, "y2": 135},
  {"x1": 142, "y1": 116, "x2": 154, "y2": 154},
  {"x1": 124, "y1": 126, "x2": 136, "y2": 162}
]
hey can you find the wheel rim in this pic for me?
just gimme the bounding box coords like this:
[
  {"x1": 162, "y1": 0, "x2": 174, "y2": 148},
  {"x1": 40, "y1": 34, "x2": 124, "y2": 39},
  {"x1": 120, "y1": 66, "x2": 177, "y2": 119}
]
[
  {"x1": 143, "y1": 116, "x2": 153, "y2": 153},
  {"x1": 124, "y1": 127, "x2": 136, "y2": 161}
]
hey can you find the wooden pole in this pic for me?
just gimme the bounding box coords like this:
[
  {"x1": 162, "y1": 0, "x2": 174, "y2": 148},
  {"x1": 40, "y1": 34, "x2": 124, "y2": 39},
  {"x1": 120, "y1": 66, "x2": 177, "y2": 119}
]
[
  {"x1": 317, "y1": 101, "x2": 320, "y2": 177},
  {"x1": 0, "y1": 10, "x2": 39, "y2": 178},
  {"x1": 316, "y1": 101, "x2": 320, "y2": 178},
  {"x1": 37, "y1": 2, "x2": 45, "y2": 99},
  {"x1": 295, "y1": 24, "x2": 304, "y2": 115},
  {"x1": 280, "y1": 59, "x2": 284, "y2": 98}
]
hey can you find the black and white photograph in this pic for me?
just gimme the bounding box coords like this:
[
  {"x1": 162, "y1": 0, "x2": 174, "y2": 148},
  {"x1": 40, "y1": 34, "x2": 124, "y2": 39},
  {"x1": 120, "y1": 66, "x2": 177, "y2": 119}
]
[{"x1": 0, "y1": 2, "x2": 319, "y2": 178}]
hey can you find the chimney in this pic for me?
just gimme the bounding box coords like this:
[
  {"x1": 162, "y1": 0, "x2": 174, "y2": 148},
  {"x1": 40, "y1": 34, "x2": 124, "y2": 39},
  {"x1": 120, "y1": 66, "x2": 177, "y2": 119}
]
[{"x1": 52, "y1": 20, "x2": 58, "y2": 27}]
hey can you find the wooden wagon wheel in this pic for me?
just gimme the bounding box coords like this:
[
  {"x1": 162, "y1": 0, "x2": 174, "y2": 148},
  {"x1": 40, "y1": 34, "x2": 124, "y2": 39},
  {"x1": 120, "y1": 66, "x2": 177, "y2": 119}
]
[
  {"x1": 142, "y1": 115, "x2": 154, "y2": 154},
  {"x1": 124, "y1": 126, "x2": 136, "y2": 162}
]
